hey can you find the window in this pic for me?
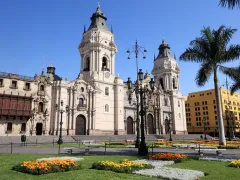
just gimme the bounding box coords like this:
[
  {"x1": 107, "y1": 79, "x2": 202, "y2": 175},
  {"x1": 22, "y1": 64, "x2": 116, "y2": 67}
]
[
  {"x1": 206, "y1": 111, "x2": 208, "y2": 115},
  {"x1": 173, "y1": 78, "x2": 177, "y2": 89},
  {"x1": 178, "y1": 101, "x2": 180, "y2": 107},
  {"x1": 234, "y1": 107, "x2": 236, "y2": 110},
  {"x1": 0, "y1": 79, "x2": 3, "y2": 86},
  {"x1": 198, "y1": 107, "x2": 200, "y2": 111},
  {"x1": 205, "y1": 101, "x2": 207, "y2": 105},
  {"x1": 203, "y1": 107, "x2": 205, "y2": 110},
  {"x1": 214, "y1": 110, "x2": 217, "y2": 114},
  {"x1": 25, "y1": 82, "x2": 30, "y2": 90},
  {"x1": 195, "y1": 107, "x2": 197, "y2": 111},
  {"x1": 79, "y1": 98, "x2": 84, "y2": 105},
  {"x1": 81, "y1": 87, "x2": 84, "y2": 92},
  {"x1": 203, "y1": 111, "x2": 205, "y2": 115},
  {"x1": 7, "y1": 122, "x2": 12, "y2": 132},
  {"x1": 102, "y1": 57, "x2": 108, "y2": 71},
  {"x1": 105, "y1": 87, "x2": 109, "y2": 96},
  {"x1": 21, "y1": 123, "x2": 26, "y2": 132},
  {"x1": 213, "y1": 100, "x2": 215, "y2": 104},
  {"x1": 84, "y1": 57, "x2": 90, "y2": 71},
  {"x1": 12, "y1": 80, "x2": 17, "y2": 88},
  {"x1": 40, "y1": 85, "x2": 44, "y2": 91},
  {"x1": 105, "y1": 104, "x2": 109, "y2": 112},
  {"x1": 214, "y1": 105, "x2": 216, "y2": 109},
  {"x1": 179, "y1": 113, "x2": 181, "y2": 118},
  {"x1": 160, "y1": 78, "x2": 164, "y2": 90},
  {"x1": 202, "y1": 101, "x2": 204, "y2": 105},
  {"x1": 38, "y1": 102, "x2": 44, "y2": 113},
  {"x1": 206, "y1": 106, "x2": 208, "y2": 110}
]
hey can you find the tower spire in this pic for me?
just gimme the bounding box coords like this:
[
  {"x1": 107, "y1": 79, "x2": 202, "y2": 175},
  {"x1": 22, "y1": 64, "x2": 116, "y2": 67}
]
[
  {"x1": 111, "y1": 25, "x2": 113, "y2": 33},
  {"x1": 174, "y1": 53, "x2": 176, "y2": 60},
  {"x1": 154, "y1": 53, "x2": 156, "y2": 61},
  {"x1": 83, "y1": 25, "x2": 86, "y2": 33},
  {"x1": 41, "y1": 57, "x2": 44, "y2": 75}
]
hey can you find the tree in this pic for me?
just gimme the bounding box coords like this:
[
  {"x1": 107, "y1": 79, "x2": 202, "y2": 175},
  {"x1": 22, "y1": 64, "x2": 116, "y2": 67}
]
[
  {"x1": 219, "y1": 0, "x2": 240, "y2": 9},
  {"x1": 221, "y1": 66, "x2": 240, "y2": 94},
  {"x1": 180, "y1": 26, "x2": 240, "y2": 145}
]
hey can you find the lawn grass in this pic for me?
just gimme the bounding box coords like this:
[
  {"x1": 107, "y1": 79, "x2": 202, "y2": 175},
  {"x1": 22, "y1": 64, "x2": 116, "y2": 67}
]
[
  {"x1": 170, "y1": 159, "x2": 240, "y2": 180},
  {"x1": 0, "y1": 154, "x2": 158, "y2": 180}
]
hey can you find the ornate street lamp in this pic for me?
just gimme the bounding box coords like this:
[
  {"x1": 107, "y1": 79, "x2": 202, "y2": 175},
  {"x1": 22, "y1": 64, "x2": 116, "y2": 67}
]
[
  {"x1": 126, "y1": 41, "x2": 147, "y2": 148},
  {"x1": 165, "y1": 115, "x2": 172, "y2": 141},
  {"x1": 202, "y1": 117, "x2": 207, "y2": 140},
  {"x1": 55, "y1": 100, "x2": 69, "y2": 145},
  {"x1": 127, "y1": 69, "x2": 155, "y2": 155}
]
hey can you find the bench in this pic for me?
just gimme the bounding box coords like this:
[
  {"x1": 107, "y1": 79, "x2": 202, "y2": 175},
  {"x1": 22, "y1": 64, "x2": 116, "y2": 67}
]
[
  {"x1": 194, "y1": 149, "x2": 226, "y2": 156},
  {"x1": 82, "y1": 140, "x2": 94, "y2": 144},
  {"x1": 63, "y1": 147, "x2": 75, "y2": 155}
]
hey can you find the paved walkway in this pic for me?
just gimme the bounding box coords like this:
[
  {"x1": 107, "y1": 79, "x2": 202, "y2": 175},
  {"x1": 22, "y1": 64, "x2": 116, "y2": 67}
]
[{"x1": 0, "y1": 144, "x2": 240, "y2": 159}]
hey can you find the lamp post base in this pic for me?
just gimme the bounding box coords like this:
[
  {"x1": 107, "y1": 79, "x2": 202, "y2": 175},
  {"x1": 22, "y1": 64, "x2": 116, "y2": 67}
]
[
  {"x1": 135, "y1": 139, "x2": 140, "y2": 148},
  {"x1": 57, "y1": 138, "x2": 63, "y2": 145},
  {"x1": 138, "y1": 142, "x2": 148, "y2": 156}
]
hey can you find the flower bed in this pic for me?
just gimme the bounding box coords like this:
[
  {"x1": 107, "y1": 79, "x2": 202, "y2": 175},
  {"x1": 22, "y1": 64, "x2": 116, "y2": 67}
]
[
  {"x1": 148, "y1": 153, "x2": 187, "y2": 163},
  {"x1": 37, "y1": 157, "x2": 84, "y2": 161},
  {"x1": 13, "y1": 158, "x2": 81, "y2": 175},
  {"x1": 91, "y1": 159, "x2": 152, "y2": 173},
  {"x1": 229, "y1": 159, "x2": 240, "y2": 168},
  {"x1": 133, "y1": 160, "x2": 205, "y2": 180}
]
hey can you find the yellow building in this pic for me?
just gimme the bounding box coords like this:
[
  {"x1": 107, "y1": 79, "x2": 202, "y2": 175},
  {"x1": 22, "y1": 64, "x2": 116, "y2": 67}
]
[{"x1": 185, "y1": 88, "x2": 240, "y2": 137}]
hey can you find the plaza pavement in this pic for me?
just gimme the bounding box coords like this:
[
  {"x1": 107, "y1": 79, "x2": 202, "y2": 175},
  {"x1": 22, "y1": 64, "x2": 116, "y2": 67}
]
[{"x1": 0, "y1": 144, "x2": 240, "y2": 159}]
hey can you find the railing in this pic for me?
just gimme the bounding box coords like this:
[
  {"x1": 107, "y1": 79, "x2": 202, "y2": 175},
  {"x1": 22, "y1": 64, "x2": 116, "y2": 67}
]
[
  {"x1": 0, "y1": 72, "x2": 34, "y2": 81},
  {"x1": 37, "y1": 91, "x2": 45, "y2": 96}
]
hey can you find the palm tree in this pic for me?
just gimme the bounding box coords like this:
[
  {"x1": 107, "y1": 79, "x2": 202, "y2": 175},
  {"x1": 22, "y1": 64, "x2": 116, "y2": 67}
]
[
  {"x1": 221, "y1": 66, "x2": 240, "y2": 94},
  {"x1": 180, "y1": 26, "x2": 240, "y2": 145},
  {"x1": 219, "y1": 0, "x2": 240, "y2": 9}
]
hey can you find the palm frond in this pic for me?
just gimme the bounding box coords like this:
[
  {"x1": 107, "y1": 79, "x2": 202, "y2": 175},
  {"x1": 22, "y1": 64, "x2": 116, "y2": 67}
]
[
  {"x1": 195, "y1": 62, "x2": 213, "y2": 87},
  {"x1": 230, "y1": 82, "x2": 240, "y2": 94},
  {"x1": 179, "y1": 48, "x2": 208, "y2": 63},
  {"x1": 219, "y1": 0, "x2": 240, "y2": 9},
  {"x1": 219, "y1": 65, "x2": 240, "y2": 94},
  {"x1": 219, "y1": 44, "x2": 240, "y2": 63}
]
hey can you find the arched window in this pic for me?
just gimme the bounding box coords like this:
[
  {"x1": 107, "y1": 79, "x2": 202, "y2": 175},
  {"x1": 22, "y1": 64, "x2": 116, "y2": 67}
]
[
  {"x1": 105, "y1": 104, "x2": 109, "y2": 112},
  {"x1": 79, "y1": 98, "x2": 84, "y2": 105},
  {"x1": 173, "y1": 78, "x2": 177, "y2": 89},
  {"x1": 102, "y1": 57, "x2": 108, "y2": 71},
  {"x1": 7, "y1": 122, "x2": 12, "y2": 132},
  {"x1": 38, "y1": 102, "x2": 44, "y2": 113},
  {"x1": 84, "y1": 57, "x2": 90, "y2": 71},
  {"x1": 21, "y1": 123, "x2": 26, "y2": 132},
  {"x1": 160, "y1": 78, "x2": 164, "y2": 90},
  {"x1": 40, "y1": 85, "x2": 44, "y2": 91}
]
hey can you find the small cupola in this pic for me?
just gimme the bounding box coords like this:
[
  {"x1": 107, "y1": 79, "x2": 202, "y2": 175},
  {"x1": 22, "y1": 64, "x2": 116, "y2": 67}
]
[{"x1": 47, "y1": 64, "x2": 56, "y2": 74}]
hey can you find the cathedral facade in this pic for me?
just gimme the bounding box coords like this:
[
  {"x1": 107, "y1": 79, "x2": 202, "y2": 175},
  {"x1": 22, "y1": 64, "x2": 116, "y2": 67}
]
[{"x1": 0, "y1": 5, "x2": 187, "y2": 136}]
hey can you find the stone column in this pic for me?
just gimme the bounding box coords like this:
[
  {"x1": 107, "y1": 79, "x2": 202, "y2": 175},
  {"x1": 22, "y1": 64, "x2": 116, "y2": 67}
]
[{"x1": 71, "y1": 88, "x2": 75, "y2": 133}]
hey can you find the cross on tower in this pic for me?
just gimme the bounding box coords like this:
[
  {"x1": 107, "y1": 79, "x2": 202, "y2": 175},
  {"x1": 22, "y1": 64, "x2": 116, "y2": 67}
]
[{"x1": 97, "y1": 2, "x2": 100, "y2": 7}]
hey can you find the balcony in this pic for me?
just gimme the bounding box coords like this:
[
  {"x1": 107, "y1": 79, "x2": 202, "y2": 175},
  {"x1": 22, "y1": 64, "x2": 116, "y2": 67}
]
[
  {"x1": 0, "y1": 109, "x2": 31, "y2": 117},
  {"x1": 37, "y1": 90, "x2": 45, "y2": 96},
  {"x1": 77, "y1": 104, "x2": 87, "y2": 111}
]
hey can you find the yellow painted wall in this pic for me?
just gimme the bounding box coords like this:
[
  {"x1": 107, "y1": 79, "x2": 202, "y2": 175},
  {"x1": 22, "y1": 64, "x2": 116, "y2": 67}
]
[{"x1": 185, "y1": 88, "x2": 240, "y2": 136}]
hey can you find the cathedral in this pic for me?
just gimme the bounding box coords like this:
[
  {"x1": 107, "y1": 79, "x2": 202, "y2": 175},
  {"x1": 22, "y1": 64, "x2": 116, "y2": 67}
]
[{"x1": 0, "y1": 5, "x2": 187, "y2": 136}]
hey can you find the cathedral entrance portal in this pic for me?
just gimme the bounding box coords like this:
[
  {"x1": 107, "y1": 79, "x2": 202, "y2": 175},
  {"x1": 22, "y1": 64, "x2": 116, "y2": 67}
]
[
  {"x1": 75, "y1": 115, "x2": 86, "y2": 135},
  {"x1": 36, "y1": 123, "x2": 43, "y2": 135},
  {"x1": 147, "y1": 114, "x2": 155, "y2": 134},
  {"x1": 127, "y1": 117, "x2": 134, "y2": 134}
]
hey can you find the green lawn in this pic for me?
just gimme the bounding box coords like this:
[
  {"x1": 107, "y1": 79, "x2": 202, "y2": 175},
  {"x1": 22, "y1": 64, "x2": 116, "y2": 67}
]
[
  {"x1": 1, "y1": 154, "x2": 239, "y2": 180},
  {"x1": 170, "y1": 159, "x2": 240, "y2": 180},
  {"x1": 0, "y1": 154, "x2": 158, "y2": 180}
]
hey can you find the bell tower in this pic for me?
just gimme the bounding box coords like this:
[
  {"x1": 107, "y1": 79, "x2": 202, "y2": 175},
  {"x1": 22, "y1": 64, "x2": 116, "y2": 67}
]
[
  {"x1": 78, "y1": 4, "x2": 117, "y2": 79},
  {"x1": 151, "y1": 39, "x2": 180, "y2": 93}
]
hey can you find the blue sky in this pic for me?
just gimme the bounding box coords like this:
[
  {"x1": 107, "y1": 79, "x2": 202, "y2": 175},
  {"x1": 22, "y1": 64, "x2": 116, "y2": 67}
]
[{"x1": 0, "y1": 0, "x2": 240, "y2": 95}]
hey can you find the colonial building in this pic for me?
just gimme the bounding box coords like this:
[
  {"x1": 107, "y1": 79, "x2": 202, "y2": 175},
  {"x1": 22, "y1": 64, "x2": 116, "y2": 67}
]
[
  {"x1": 185, "y1": 88, "x2": 240, "y2": 136},
  {"x1": 0, "y1": 5, "x2": 187, "y2": 136}
]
